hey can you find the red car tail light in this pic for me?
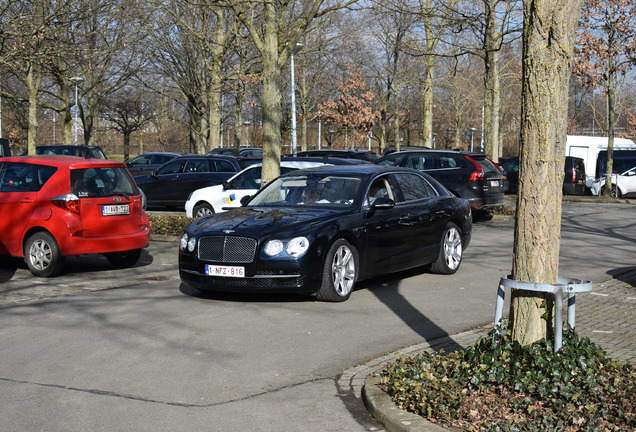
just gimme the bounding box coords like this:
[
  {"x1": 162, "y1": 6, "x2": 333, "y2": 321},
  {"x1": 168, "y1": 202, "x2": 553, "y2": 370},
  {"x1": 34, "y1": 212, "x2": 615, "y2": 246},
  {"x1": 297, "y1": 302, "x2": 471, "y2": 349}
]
[
  {"x1": 571, "y1": 167, "x2": 577, "y2": 182},
  {"x1": 465, "y1": 156, "x2": 485, "y2": 181},
  {"x1": 51, "y1": 193, "x2": 80, "y2": 215}
]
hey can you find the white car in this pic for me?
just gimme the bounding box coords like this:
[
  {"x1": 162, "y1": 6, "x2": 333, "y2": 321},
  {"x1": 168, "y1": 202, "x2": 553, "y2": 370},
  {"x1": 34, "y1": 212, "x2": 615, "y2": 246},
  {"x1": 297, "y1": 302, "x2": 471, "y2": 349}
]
[
  {"x1": 185, "y1": 161, "x2": 330, "y2": 218},
  {"x1": 590, "y1": 166, "x2": 636, "y2": 198}
]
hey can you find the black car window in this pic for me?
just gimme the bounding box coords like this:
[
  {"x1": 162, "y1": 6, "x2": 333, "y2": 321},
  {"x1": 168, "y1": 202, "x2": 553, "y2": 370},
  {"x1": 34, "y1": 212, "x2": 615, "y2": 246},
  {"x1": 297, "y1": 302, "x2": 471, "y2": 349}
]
[
  {"x1": 375, "y1": 153, "x2": 407, "y2": 167},
  {"x1": 229, "y1": 167, "x2": 262, "y2": 189},
  {"x1": 472, "y1": 156, "x2": 500, "y2": 174},
  {"x1": 249, "y1": 174, "x2": 361, "y2": 207},
  {"x1": 153, "y1": 155, "x2": 175, "y2": 164},
  {"x1": 0, "y1": 163, "x2": 35, "y2": 192},
  {"x1": 36, "y1": 165, "x2": 57, "y2": 186},
  {"x1": 88, "y1": 148, "x2": 107, "y2": 159},
  {"x1": 157, "y1": 159, "x2": 186, "y2": 175},
  {"x1": 129, "y1": 155, "x2": 151, "y2": 165},
  {"x1": 438, "y1": 155, "x2": 460, "y2": 169},
  {"x1": 406, "y1": 154, "x2": 437, "y2": 170},
  {"x1": 212, "y1": 159, "x2": 238, "y2": 172},
  {"x1": 71, "y1": 167, "x2": 137, "y2": 198},
  {"x1": 393, "y1": 172, "x2": 437, "y2": 202},
  {"x1": 0, "y1": 163, "x2": 56, "y2": 192},
  {"x1": 185, "y1": 159, "x2": 210, "y2": 173},
  {"x1": 501, "y1": 157, "x2": 519, "y2": 173},
  {"x1": 366, "y1": 177, "x2": 393, "y2": 205}
]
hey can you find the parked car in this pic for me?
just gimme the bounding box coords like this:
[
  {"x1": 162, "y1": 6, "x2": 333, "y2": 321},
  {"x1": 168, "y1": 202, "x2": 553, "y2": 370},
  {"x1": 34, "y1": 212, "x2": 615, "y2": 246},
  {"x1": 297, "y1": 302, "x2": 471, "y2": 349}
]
[
  {"x1": 382, "y1": 145, "x2": 430, "y2": 155},
  {"x1": 125, "y1": 152, "x2": 183, "y2": 177},
  {"x1": 238, "y1": 148, "x2": 263, "y2": 158},
  {"x1": 33, "y1": 145, "x2": 107, "y2": 159},
  {"x1": 374, "y1": 150, "x2": 504, "y2": 209},
  {"x1": 0, "y1": 156, "x2": 150, "y2": 277},
  {"x1": 595, "y1": 150, "x2": 636, "y2": 181},
  {"x1": 134, "y1": 154, "x2": 241, "y2": 209},
  {"x1": 295, "y1": 149, "x2": 377, "y2": 162},
  {"x1": 0, "y1": 138, "x2": 10, "y2": 157},
  {"x1": 590, "y1": 166, "x2": 636, "y2": 198},
  {"x1": 500, "y1": 156, "x2": 586, "y2": 196},
  {"x1": 179, "y1": 165, "x2": 472, "y2": 302},
  {"x1": 208, "y1": 147, "x2": 238, "y2": 156},
  {"x1": 185, "y1": 160, "x2": 333, "y2": 218},
  {"x1": 563, "y1": 156, "x2": 587, "y2": 195}
]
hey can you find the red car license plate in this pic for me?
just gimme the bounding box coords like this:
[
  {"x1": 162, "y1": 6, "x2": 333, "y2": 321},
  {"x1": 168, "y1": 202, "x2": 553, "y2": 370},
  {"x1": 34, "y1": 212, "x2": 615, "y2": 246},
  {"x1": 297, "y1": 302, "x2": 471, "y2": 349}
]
[
  {"x1": 102, "y1": 204, "x2": 130, "y2": 215},
  {"x1": 205, "y1": 265, "x2": 245, "y2": 277}
]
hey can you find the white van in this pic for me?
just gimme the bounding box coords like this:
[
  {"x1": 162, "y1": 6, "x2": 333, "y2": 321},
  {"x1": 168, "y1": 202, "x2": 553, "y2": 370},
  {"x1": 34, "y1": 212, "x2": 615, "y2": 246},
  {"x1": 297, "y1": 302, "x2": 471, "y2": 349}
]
[{"x1": 565, "y1": 135, "x2": 636, "y2": 187}]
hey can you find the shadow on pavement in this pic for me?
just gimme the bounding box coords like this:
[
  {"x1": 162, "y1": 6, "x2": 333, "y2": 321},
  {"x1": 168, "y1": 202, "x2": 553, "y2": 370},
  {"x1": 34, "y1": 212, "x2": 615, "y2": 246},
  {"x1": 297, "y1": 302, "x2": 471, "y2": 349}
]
[
  {"x1": 606, "y1": 266, "x2": 636, "y2": 288},
  {"x1": 179, "y1": 282, "x2": 312, "y2": 303},
  {"x1": 363, "y1": 266, "x2": 465, "y2": 354},
  {"x1": 0, "y1": 256, "x2": 22, "y2": 283}
]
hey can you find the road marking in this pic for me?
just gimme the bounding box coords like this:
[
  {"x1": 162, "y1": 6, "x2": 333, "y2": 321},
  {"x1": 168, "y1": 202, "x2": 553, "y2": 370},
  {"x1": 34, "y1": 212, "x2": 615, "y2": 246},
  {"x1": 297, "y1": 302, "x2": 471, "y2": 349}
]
[
  {"x1": 590, "y1": 292, "x2": 609, "y2": 297},
  {"x1": 592, "y1": 330, "x2": 614, "y2": 334}
]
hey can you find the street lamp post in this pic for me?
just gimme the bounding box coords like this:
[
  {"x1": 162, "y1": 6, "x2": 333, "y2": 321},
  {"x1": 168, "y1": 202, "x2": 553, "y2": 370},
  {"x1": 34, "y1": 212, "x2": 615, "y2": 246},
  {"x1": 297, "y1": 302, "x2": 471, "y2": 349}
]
[
  {"x1": 469, "y1": 127, "x2": 477, "y2": 152},
  {"x1": 290, "y1": 43, "x2": 304, "y2": 156},
  {"x1": 70, "y1": 76, "x2": 84, "y2": 145}
]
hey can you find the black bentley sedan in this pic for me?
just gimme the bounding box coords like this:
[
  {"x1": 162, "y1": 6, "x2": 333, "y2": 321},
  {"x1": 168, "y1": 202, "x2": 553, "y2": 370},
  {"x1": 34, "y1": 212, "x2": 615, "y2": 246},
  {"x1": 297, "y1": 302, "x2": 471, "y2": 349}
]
[{"x1": 179, "y1": 165, "x2": 472, "y2": 302}]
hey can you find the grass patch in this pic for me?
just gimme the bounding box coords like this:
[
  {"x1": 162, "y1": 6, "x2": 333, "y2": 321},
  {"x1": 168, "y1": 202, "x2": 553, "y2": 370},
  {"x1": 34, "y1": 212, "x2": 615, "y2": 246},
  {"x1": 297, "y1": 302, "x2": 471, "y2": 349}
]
[{"x1": 380, "y1": 328, "x2": 635, "y2": 431}]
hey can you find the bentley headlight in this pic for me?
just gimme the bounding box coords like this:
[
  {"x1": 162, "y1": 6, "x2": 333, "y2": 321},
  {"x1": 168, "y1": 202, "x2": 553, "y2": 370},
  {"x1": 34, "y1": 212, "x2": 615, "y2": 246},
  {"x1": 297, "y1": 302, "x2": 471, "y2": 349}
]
[
  {"x1": 180, "y1": 233, "x2": 188, "y2": 251},
  {"x1": 286, "y1": 237, "x2": 309, "y2": 257},
  {"x1": 187, "y1": 236, "x2": 197, "y2": 252},
  {"x1": 264, "y1": 239, "x2": 284, "y2": 256}
]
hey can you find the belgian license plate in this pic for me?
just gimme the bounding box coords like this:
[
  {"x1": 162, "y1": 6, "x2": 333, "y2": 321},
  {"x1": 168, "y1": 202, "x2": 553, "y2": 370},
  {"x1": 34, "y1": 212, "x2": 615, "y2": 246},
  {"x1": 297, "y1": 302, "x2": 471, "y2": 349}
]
[
  {"x1": 102, "y1": 204, "x2": 130, "y2": 215},
  {"x1": 206, "y1": 265, "x2": 245, "y2": 277},
  {"x1": 490, "y1": 180, "x2": 500, "y2": 187}
]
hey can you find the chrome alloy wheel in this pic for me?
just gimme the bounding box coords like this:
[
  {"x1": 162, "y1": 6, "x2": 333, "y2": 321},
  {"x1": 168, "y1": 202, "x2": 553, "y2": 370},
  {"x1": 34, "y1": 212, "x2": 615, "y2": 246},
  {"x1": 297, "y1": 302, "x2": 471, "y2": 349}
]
[
  {"x1": 442, "y1": 226, "x2": 462, "y2": 271},
  {"x1": 331, "y1": 244, "x2": 356, "y2": 297},
  {"x1": 28, "y1": 238, "x2": 53, "y2": 271}
]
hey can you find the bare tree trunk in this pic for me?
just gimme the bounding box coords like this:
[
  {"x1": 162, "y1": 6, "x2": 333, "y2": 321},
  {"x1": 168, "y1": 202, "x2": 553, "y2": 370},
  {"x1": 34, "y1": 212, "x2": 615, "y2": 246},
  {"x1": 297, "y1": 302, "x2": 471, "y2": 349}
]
[
  {"x1": 510, "y1": 0, "x2": 584, "y2": 346},
  {"x1": 233, "y1": 93, "x2": 243, "y2": 151},
  {"x1": 422, "y1": 55, "x2": 434, "y2": 149},
  {"x1": 27, "y1": 63, "x2": 41, "y2": 155},
  {"x1": 483, "y1": 49, "x2": 500, "y2": 160},
  {"x1": 207, "y1": 77, "x2": 222, "y2": 153},
  {"x1": 602, "y1": 55, "x2": 615, "y2": 197},
  {"x1": 259, "y1": 2, "x2": 283, "y2": 184}
]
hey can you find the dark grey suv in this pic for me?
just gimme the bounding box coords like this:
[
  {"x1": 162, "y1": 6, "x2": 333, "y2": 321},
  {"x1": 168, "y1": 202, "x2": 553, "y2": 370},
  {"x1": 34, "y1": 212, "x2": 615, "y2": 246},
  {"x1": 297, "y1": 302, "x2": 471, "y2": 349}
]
[
  {"x1": 134, "y1": 155, "x2": 241, "y2": 209},
  {"x1": 375, "y1": 150, "x2": 504, "y2": 209}
]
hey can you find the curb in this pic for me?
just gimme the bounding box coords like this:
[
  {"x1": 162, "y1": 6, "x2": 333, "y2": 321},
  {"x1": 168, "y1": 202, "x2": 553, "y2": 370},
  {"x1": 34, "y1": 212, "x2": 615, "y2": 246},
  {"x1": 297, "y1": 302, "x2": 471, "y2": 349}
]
[{"x1": 363, "y1": 374, "x2": 447, "y2": 432}]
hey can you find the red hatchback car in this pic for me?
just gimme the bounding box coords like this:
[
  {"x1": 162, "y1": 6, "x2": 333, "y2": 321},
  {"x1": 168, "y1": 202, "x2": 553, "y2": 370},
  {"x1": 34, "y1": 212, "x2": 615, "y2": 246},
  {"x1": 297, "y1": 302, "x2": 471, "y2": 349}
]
[{"x1": 0, "y1": 156, "x2": 150, "y2": 277}]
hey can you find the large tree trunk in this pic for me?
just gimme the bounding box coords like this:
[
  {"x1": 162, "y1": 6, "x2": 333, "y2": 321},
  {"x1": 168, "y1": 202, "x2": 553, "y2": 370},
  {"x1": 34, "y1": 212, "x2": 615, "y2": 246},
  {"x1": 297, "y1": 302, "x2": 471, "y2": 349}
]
[
  {"x1": 510, "y1": 0, "x2": 584, "y2": 346},
  {"x1": 483, "y1": 49, "x2": 500, "y2": 160},
  {"x1": 259, "y1": 2, "x2": 283, "y2": 184},
  {"x1": 602, "y1": 56, "x2": 616, "y2": 197},
  {"x1": 422, "y1": 56, "x2": 434, "y2": 149},
  {"x1": 207, "y1": 77, "x2": 222, "y2": 153},
  {"x1": 27, "y1": 63, "x2": 41, "y2": 155}
]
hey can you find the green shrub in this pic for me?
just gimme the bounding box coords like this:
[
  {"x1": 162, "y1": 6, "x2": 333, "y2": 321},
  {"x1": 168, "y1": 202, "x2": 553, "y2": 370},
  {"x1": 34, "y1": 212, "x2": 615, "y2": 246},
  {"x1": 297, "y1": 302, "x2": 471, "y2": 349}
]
[
  {"x1": 148, "y1": 214, "x2": 194, "y2": 236},
  {"x1": 380, "y1": 329, "x2": 635, "y2": 431}
]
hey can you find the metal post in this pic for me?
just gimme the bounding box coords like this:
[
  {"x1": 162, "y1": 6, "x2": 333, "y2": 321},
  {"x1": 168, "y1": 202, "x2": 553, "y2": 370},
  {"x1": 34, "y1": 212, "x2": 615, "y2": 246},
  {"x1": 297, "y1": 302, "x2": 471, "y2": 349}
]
[{"x1": 70, "y1": 76, "x2": 83, "y2": 146}]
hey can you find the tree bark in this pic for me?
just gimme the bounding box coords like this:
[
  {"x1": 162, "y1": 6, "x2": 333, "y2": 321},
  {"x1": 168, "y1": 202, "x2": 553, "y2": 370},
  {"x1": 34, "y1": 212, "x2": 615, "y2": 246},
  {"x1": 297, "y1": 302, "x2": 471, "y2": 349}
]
[
  {"x1": 510, "y1": 0, "x2": 584, "y2": 346},
  {"x1": 259, "y1": 2, "x2": 283, "y2": 184},
  {"x1": 27, "y1": 63, "x2": 41, "y2": 155}
]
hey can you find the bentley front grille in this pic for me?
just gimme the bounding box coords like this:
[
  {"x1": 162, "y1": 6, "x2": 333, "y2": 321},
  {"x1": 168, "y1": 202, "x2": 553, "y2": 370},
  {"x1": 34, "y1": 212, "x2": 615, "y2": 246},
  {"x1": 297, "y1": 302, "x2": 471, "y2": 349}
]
[{"x1": 198, "y1": 236, "x2": 257, "y2": 263}]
